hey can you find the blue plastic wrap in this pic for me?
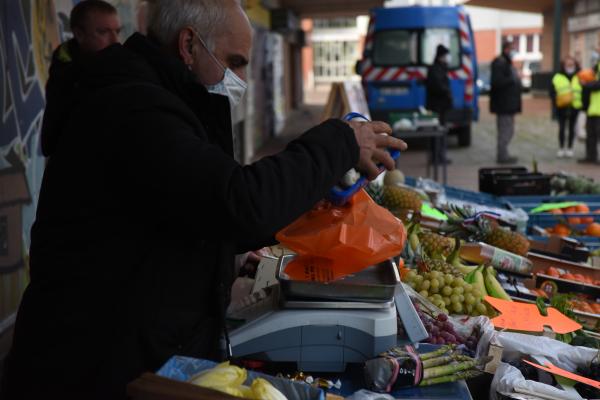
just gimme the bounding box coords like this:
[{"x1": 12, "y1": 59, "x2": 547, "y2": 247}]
[{"x1": 156, "y1": 356, "x2": 325, "y2": 400}]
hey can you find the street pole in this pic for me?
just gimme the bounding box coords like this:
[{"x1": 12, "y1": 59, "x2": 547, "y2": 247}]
[{"x1": 553, "y1": 0, "x2": 562, "y2": 73}]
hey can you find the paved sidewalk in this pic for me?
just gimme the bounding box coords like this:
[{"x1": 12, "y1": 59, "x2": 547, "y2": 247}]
[{"x1": 254, "y1": 93, "x2": 600, "y2": 191}]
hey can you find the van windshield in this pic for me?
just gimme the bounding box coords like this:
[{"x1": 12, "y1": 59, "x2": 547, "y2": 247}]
[
  {"x1": 422, "y1": 29, "x2": 461, "y2": 69},
  {"x1": 373, "y1": 30, "x2": 418, "y2": 66},
  {"x1": 372, "y1": 28, "x2": 461, "y2": 69}
]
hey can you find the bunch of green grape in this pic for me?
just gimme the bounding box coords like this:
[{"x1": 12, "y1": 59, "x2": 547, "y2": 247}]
[{"x1": 404, "y1": 270, "x2": 488, "y2": 316}]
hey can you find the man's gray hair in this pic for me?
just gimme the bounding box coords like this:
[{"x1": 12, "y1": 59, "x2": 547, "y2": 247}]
[{"x1": 147, "y1": 0, "x2": 237, "y2": 50}]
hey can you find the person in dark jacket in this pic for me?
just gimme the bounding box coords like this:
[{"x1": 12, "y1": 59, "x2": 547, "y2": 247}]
[
  {"x1": 426, "y1": 44, "x2": 453, "y2": 164},
  {"x1": 426, "y1": 44, "x2": 453, "y2": 121},
  {"x1": 0, "y1": 1, "x2": 406, "y2": 399},
  {"x1": 580, "y1": 61, "x2": 600, "y2": 164},
  {"x1": 490, "y1": 41, "x2": 522, "y2": 164},
  {"x1": 41, "y1": 0, "x2": 121, "y2": 156}
]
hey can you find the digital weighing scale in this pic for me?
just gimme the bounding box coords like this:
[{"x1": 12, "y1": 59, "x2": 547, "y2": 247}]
[{"x1": 228, "y1": 256, "x2": 427, "y2": 372}]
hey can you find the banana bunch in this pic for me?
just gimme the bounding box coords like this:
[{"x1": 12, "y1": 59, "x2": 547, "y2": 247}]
[{"x1": 464, "y1": 266, "x2": 512, "y2": 302}]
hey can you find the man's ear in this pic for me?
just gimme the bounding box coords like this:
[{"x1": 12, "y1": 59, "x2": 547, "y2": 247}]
[
  {"x1": 73, "y1": 27, "x2": 85, "y2": 43},
  {"x1": 178, "y1": 27, "x2": 195, "y2": 66}
]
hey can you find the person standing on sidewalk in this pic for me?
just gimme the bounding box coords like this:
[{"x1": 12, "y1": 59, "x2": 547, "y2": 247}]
[
  {"x1": 550, "y1": 56, "x2": 581, "y2": 158},
  {"x1": 426, "y1": 44, "x2": 453, "y2": 164},
  {"x1": 580, "y1": 62, "x2": 600, "y2": 164},
  {"x1": 490, "y1": 41, "x2": 522, "y2": 164}
]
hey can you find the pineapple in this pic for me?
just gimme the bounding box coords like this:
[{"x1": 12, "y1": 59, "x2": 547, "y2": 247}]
[
  {"x1": 382, "y1": 186, "x2": 422, "y2": 211},
  {"x1": 416, "y1": 250, "x2": 462, "y2": 277},
  {"x1": 365, "y1": 182, "x2": 384, "y2": 205},
  {"x1": 418, "y1": 230, "x2": 454, "y2": 258},
  {"x1": 442, "y1": 206, "x2": 530, "y2": 257}
]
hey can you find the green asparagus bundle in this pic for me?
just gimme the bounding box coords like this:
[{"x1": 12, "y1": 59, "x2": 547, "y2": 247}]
[{"x1": 365, "y1": 345, "x2": 490, "y2": 392}]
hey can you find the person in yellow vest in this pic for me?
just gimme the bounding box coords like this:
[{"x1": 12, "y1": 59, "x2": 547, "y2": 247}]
[
  {"x1": 580, "y1": 60, "x2": 600, "y2": 164},
  {"x1": 551, "y1": 57, "x2": 581, "y2": 158}
]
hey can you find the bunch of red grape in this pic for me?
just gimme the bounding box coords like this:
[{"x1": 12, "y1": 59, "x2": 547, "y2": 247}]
[{"x1": 415, "y1": 305, "x2": 480, "y2": 351}]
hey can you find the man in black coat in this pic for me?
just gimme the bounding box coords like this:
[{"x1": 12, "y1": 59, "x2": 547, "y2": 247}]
[
  {"x1": 426, "y1": 44, "x2": 453, "y2": 121},
  {"x1": 1, "y1": 1, "x2": 406, "y2": 399},
  {"x1": 426, "y1": 44, "x2": 453, "y2": 164},
  {"x1": 42, "y1": 0, "x2": 121, "y2": 156},
  {"x1": 490, "y1": 41, "x2": 522, "y2": 164}
]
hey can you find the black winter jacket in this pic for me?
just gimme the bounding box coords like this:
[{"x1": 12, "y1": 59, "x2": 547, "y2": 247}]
[
  {"x1": 490, "y1": 54, "x2": 522, "y2": 115},
  {"x1": 425, "y1": 61, "x2": 452, "y2": 116},
  {"x1": 1, "y1": 33, "x2": 359, "y2": 399}
]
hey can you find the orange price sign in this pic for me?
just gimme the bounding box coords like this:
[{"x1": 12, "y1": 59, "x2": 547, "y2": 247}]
[
  {"x1": 524, "y1": 360, "x2": 600, "y2": 390},
  {"x1": 485, "y1": 296, "x2": 582, "y2": 334}
]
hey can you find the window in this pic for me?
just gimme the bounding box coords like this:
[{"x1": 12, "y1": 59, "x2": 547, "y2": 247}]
[
  {"x1": 588, "y1": 0, "x2": 600, "y2": 12},
  {"x1": 372, "y1": 28, "x2": 461, "y2": 68},
  {"x1": 526, "y1": 35, "x2": 534, "y2": 53},
  {"x1": 373, "y1": 30, "x2": 418, "y2": 66},
  {"x1": 422, "y1": 28, "x2": 461, "y2": 69},
  {"x1": 313, "y1": 40, "x2": 359, "y2": 82},
  {"x1": 313, "y1": 17, "x2": 357, "y2": 29}
]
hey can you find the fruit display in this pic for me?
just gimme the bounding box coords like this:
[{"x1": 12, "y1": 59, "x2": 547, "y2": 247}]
[
  {"x1": 570, "y1": 298, "x2": 600, "y2": 315},
  {"x1": 381, "y1": 185, "x2": 423, "y2": 214},
  {"x1": 403, "y1": 268, "x2": 489, "y2": 316},
  {"x1": 414, "y1": 304, "x2": 483, "y2": 350},
  {"x1": 442, "y1": 205, "x2": 530, "y2": 256},
  {"x1": 417, "y1": 228, "x2": 455, "y2": 258},
  {"x1": 542, "y1": 203, "x2": 600, "y2": 237},
  {"x1": 550, "y1": 173, "x2": 600, "y2": 195},
  {"x1": 542, "y1": 266, "x2": 600, "y2": 286}
]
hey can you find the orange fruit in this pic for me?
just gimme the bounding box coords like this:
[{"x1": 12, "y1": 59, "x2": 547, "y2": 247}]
[
  {"x1": 578, "y1": 68, "x2": 597, "y2": 84},
  {"x1": 562, "y1": 273, "x2": 575, "y2": 280},
  {"x1": 564, "y1": 206, "x2": 577, "y2": 213},
  {"x1": 576, "y1": 204, "x2": 590, "y2": 213},
  {"x1": 568, "y1": 216, "x2": 582, "y2": 225},
  {"x1": 554, "y1": 224, "x2": 571, "y2": 236},
  {"x1": 586, "y1": 223, "x2": 600, "y2": 237},
  {"x1": 550, "y1": 208, "x2": 563, "y2": 215},
  {"x1": 546, "y1": 267, "x2": 561, "y2": 277}
]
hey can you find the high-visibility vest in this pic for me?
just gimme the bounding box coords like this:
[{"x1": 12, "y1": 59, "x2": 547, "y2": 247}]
[
  {"x1": 552, "y1": 73, "x2": 582, "y2": 109},
  {"x1": 572, "y1": 75, "x2": 582, "y2": 110},
  {"x1": 588, "y1": 64, "x2": 600, "y2": 116}
]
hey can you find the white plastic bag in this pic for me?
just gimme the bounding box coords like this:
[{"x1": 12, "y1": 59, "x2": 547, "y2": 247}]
[
  {"x1": 495, "y1": 332, "x2": 598, "y2": 372},
  {"x1": 490, "y1": 362, "x2": 583, "y2": 400}
]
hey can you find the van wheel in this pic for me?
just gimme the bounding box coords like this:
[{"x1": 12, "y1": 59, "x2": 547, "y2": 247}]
[{"x1": 456, "y1": 125, "x2": 471, "y2": 147}]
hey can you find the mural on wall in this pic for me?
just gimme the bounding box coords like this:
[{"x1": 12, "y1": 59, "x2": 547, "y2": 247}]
[{"x1": 0, "y1": 0, "x2": 140, "y2": 326}]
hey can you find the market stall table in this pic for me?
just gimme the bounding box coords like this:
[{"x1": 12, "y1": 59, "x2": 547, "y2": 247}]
[{"x1": 393, "y1": 126, "x2": 448, "y2": 185}]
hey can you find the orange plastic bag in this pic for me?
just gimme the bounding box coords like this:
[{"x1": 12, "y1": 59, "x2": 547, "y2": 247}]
[{"x1": 275, "y1": 190, "x2": 407, "y2": 282}]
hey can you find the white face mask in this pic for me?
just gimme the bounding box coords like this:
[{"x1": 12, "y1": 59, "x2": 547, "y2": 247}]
[
  {"x1": 443, "y1": 54, "x2": 451, "y2": 64},
  {"x1": 565, "y1": 67, "x2": 575, "y2": 75},
  {"x1": 192, "y1": 30, "x2": 248, "y2": 107}
]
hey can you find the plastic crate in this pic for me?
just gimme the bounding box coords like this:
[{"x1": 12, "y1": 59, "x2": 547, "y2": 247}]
[
  {"x1": 529, "y1": 235, "x2": 600, "y2": 250},
  {"x1": 479, "y1": 169, "x2": 551, "y2": 196},
  {"x1": 502, "y1": 194, "x2": 600, "y2": 212},
  {"x1": 405, "y1": 176, "x2": 513, "y2": 210},
  {"x1": 501, "y1": 194, "x2": 600, "y2": 232},
  {"x1": 479, "y1": 166, "x2": 527, "y2": 194}
]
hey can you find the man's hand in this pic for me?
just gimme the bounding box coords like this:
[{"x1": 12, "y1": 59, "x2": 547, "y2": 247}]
[{"x1": 347, "y1": 120, "x2": 408, "y2": 180}]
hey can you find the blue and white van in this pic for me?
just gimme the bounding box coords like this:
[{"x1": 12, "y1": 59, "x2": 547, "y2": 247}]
[{"x1": 358, "y1": 6, "x2": 479, "y2": 146}]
